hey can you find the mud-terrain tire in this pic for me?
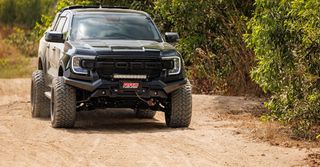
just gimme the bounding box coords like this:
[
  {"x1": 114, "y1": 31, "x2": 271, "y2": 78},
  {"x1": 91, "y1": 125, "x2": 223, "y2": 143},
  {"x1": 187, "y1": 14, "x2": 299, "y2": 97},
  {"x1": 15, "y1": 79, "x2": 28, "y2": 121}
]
[
  {"x1": 165, "y1": 80, "x2": 192, "y2": 128},
  {"x1": 31, "y1": 70, "x2": 50, "y2": 118},
  {"x1": 135, "y1": 109, "x2": 156, "y2": 119},
  {"x1": 51, "y1": 77, "x2": 76, "y2": 128}
]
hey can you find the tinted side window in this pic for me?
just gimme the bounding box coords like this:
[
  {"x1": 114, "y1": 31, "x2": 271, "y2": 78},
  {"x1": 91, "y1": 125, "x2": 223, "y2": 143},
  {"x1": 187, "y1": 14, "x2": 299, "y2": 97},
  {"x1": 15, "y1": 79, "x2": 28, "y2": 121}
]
[
  {"x1": 62, "y1": 14, "x2": 70, "y2": 33},
  {"x1": 55, "y1": 17, "x2": 67, "y2": 32},
  {"x1": 51, "y1": 14, "x2": 60, "y2": 31}
]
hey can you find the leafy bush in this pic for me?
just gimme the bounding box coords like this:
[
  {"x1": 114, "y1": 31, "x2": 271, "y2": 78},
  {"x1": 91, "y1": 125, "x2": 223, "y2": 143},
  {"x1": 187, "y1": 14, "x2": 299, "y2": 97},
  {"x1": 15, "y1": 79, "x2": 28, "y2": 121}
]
[
  {"x1": 0, "y1": 0, "x2": 55, "y2": 57},
  {"x1": 6, "y1": 27, "x2": 38, "y2": 57},
  {"x1": 246, "y1": 0, "x2": 320, "y2": 139},
  {"x1": 0, "y1": 40, "x2": 35, "y2": 78},
  {"x1": 154, "y1": 0, "x2": 260, "y2": 95},
  {"x1": 0, "y1": 0, "x2": 55, "y2": 28}
]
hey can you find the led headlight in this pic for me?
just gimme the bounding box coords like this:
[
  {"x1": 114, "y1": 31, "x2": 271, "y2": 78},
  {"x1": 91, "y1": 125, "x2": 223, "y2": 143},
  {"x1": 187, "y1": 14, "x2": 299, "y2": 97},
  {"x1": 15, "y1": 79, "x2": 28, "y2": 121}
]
[
  {"x1": 162, "y1": 56, "x2": 181, "y2": 75},
  {"x1": 71, "y1": 55, "x2": 95, "y2": 74}
]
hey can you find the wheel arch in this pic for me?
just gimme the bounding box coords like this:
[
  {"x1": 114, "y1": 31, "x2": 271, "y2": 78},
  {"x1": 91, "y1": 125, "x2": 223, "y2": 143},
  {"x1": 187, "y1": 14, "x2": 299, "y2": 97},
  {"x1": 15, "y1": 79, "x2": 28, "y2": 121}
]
[
  {"x1": 58, "y1": 65, "x2": 64, "y2": 76},
  {"x1": 38, "y1": 57, "x2": 45, "y2": 71}
]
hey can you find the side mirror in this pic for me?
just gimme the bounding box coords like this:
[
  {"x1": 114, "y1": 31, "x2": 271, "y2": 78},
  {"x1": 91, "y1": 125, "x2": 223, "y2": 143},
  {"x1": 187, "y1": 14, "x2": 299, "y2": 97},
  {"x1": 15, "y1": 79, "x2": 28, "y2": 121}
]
[
  {"x1": 45, "y1": 31, "x2": 64, "y2": 43},
  {"x1": 165, "y1": 32, "x2": 179, "y2": 43}
]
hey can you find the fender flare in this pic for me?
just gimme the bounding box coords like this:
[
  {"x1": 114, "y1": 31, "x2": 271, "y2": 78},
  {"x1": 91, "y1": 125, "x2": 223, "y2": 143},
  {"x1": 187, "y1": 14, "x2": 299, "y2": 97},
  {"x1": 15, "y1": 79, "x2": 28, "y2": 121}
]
[
  {"x1": 58, "y1": 61, "x2": 66, "y2": 77},
  {"x1": 38, "y1": 56, "x2": 46, "y2": 72}
]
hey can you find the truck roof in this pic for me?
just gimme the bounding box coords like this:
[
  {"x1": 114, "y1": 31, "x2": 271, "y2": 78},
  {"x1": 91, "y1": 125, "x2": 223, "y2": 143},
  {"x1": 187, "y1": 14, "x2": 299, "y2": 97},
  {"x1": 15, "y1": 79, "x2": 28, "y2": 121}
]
[{"x1": 60, "y1": 6, "x2": 149, "y2": 16}]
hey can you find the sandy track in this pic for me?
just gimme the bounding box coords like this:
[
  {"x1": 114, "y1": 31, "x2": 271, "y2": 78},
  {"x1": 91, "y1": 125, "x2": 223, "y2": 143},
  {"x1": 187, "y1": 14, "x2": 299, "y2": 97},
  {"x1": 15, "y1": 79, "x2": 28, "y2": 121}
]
[{"x1": 0, "y1": 79, "x2": 313, "y2": 167}]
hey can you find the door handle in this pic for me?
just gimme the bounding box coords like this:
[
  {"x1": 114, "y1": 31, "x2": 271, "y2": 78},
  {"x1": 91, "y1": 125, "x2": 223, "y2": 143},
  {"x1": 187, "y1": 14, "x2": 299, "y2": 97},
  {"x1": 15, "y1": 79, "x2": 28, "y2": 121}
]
[{"x1": 52, "y1": 47, "x2": 56, "y2": 51}]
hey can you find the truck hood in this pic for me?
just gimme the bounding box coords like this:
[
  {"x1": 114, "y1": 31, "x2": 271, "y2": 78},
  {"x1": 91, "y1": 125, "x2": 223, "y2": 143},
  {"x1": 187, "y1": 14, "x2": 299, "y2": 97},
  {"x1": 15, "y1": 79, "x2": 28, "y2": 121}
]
[{"x1": 69, "y1": 40, "x2": 176, "y2": 55}]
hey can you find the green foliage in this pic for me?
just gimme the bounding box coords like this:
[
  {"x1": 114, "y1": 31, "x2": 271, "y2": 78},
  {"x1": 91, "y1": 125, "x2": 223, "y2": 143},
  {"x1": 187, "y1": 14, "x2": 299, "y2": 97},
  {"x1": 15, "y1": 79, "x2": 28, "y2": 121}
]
[
  {"x1": 0, "y1": 0, "x2": 55, "y2": 56},
  {"x1": 0, "y1": 40, "x2": 36, "y2": 78},
  {"x1": 0, "y1": 0, "x2": 16, "y2": 25},
  {"x1": 6, "y1": 27, "x2": 38, "y2": 57},
  {"x1": 154, "y1": 0, "x2": 259, "y2": 95},
  {"x1": 0, "y1": 0, "x2": 55, "y2": 28},
  {"x1": 34, "y1": 15, "x2": 55, "y2": 40},
  {"x1": 0, "y1": 56, "x2": 35, "y2": 78},
  {"x1": 246, "y1": 0, "x2": 320, "y2": 139}
]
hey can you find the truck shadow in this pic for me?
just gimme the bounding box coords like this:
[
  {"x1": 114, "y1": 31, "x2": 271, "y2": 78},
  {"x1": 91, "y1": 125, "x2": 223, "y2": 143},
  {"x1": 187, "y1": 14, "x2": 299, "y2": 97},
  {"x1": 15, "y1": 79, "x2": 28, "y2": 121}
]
[{"x1": 67, "y1": 109, "x2": 191, "y2": 134}]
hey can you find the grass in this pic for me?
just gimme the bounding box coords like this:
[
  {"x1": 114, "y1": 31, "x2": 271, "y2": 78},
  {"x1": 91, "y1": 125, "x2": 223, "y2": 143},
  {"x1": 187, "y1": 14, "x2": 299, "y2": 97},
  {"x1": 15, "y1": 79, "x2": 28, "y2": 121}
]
[
  {"x1": 0, "y1": 40, "x2": 36, "y2": 78},
  {"x1": 0, "y1": 57, "x2": 36, "y2": 78}
]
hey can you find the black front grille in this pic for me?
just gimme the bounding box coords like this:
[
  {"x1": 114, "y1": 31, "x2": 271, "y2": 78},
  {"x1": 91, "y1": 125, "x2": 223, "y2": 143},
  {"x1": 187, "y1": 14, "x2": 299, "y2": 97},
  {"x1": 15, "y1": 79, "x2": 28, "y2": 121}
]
[{"x1": 94, "y1": 56, "x2": 166, "y2": 79}]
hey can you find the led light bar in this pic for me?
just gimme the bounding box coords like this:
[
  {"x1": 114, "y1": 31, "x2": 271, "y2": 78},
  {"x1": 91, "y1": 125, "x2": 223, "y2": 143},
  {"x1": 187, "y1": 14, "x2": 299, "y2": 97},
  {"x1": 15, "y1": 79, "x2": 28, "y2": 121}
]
[{"x1": 113, "y1": 74, "x2": 147, "y2": 80}]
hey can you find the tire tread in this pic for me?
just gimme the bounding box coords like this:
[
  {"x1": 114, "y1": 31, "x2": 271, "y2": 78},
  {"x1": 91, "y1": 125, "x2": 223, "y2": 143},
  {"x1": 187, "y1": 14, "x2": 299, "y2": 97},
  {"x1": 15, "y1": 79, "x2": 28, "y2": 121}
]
[
  {"x1": 31, "y1": 70, "x2": 50, "y2": 118},
  {"x1": 51, "y1": 77, "x2": 76, "y2": 128},
  {"x1": 166, "y1": 80, "x2": 192, "y2": 128}
]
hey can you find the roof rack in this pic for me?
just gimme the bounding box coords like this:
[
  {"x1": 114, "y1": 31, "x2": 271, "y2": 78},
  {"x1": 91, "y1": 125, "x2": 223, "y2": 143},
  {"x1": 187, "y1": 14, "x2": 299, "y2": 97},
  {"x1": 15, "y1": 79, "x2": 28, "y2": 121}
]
[{"x1": 59, "y1": 5, "x2": 129, "y2": 13}]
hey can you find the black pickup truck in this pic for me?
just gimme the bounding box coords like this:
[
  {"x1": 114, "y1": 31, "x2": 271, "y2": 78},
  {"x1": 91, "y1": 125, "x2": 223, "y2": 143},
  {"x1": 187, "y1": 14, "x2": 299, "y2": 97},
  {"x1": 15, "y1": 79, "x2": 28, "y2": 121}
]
[{"x1": 31, "y1": 6, "x2": 192, "y2": 128}]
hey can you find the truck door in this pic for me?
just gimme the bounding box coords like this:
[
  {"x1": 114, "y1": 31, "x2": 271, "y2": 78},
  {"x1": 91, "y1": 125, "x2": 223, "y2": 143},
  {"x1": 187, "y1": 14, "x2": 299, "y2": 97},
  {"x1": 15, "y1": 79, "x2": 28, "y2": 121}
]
[{"x1": 47, "y1": 14, "x2": 69, "y2": 79}]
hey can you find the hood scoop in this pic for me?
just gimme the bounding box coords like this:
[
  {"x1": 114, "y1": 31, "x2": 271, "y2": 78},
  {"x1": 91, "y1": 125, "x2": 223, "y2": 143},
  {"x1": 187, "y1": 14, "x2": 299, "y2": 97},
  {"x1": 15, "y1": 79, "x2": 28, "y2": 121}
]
[
  {"x1": 90, "y1": 42, "x2": 109, "y2": 48},
  {"x1": 111, "y1": 46, "x2": 145, "y2": 52}
]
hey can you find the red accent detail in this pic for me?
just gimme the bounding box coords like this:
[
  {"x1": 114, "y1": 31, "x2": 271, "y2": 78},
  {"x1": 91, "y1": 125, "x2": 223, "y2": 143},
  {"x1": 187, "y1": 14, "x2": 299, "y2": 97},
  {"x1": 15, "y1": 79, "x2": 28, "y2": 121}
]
[{"x1": 122, "y1": 82, "x2": 140, "y2": 89}]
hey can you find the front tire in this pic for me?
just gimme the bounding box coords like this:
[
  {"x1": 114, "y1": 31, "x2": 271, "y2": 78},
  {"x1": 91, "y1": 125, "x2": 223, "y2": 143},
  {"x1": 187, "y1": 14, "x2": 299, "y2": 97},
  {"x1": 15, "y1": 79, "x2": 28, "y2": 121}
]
[
  {"x1": 165, "y1": 80, "x2": 192, "y2": 128},
  {"x1": 51, "y1": 77, "x2": 76, "y2": 128},
  {"x1": 31, "y1": 70, "x2": 50, "y2": 118}
]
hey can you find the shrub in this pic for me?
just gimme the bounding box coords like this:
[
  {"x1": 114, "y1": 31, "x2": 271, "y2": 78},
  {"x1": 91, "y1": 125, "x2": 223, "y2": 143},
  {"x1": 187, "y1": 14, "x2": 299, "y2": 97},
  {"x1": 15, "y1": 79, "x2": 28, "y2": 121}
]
[
  {"x1": 154, "y1": 0, "x2": 260, "y2": 95},
  {"x1": 0, "y1": 0, "x2": 55, "y2": 57},
  {"x1": 246, "y1": 0, "x2": 320, "y2": 139},
  {"x1": 0, "y1": 0, "x2": 55, "y2": 28},
  {"x1": 0, "y1": 40, "x2": 35, "y2": 78},
  {"x1": 6, "y1": 27, "x2": 38, "y2": 57}
]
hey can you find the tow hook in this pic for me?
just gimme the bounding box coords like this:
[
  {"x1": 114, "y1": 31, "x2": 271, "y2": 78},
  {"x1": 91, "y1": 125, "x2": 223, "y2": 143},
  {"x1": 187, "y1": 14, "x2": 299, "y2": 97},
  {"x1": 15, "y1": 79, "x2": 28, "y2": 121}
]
[
  {"x1": 135, "y1": 92, "x2": 157, "y2": 107},
  {"x1": 147, "y1": 99, "x2": 157, "y2": 107}
]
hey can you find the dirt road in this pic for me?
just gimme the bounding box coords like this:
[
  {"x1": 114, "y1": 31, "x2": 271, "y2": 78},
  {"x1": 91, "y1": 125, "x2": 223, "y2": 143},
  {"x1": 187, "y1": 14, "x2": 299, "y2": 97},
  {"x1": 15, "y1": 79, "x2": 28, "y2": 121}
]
[{"x1": 0, "y1": 79, "x2": 316, "y2": 167}]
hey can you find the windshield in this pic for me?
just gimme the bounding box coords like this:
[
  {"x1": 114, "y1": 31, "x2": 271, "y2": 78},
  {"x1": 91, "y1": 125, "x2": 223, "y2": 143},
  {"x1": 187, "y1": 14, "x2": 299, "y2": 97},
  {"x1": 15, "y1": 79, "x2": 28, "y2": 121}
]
[{"x1": 70, "y1": 13, "x2": 162, "y2": 41}]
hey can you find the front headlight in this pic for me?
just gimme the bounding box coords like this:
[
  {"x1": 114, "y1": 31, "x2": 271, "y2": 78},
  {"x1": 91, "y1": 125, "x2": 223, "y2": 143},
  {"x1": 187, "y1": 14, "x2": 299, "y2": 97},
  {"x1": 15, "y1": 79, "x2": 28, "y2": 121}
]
[
  {"x1": 162, "y1": 56, "x2": 181, "y2": 75},
  {"x1": 71, "y1": 55, "x2": 95, "y2": 74}
]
